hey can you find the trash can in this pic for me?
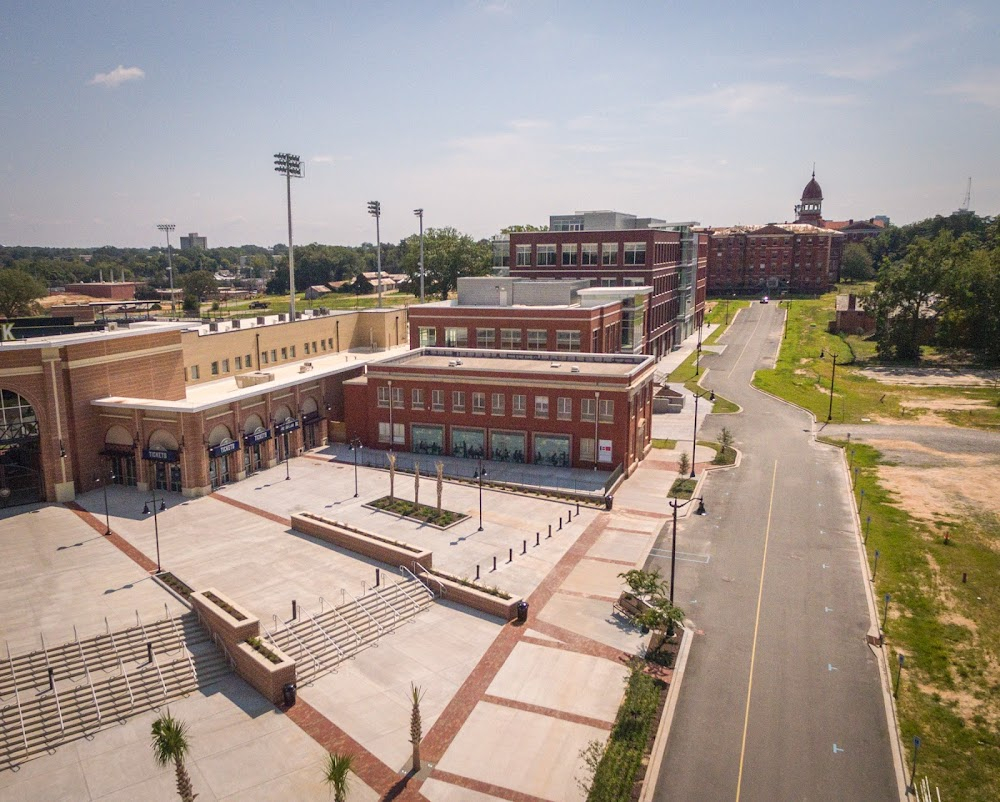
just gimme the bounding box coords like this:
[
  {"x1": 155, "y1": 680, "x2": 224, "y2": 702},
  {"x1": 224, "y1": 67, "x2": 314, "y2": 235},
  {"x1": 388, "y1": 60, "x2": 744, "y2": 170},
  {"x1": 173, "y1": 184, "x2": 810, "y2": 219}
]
[
  {"x1": 605, "y1": 495, "x2": 614, "y2": 511},
  {"x1": 282, "y1": 683, "x2": 297, "y2": 707},
  {"x1": 516, "y1": 601, "x2": 529, "y2": 623}
]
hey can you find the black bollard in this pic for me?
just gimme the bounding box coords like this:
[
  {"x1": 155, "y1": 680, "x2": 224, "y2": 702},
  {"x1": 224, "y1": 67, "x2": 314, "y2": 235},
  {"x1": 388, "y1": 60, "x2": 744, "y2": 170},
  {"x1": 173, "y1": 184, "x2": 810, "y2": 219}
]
[
  {"x1": 292, "y1": 599, "x2": 297, "y2": 620},
  {"x1": 536, "y1": 532, "x2": 540, "y2": 546},
  {"x1": 475, "y1": 564, "x2": 480, "y2": 581},
  {"x1": 508, "y1": 548, "x2": 513, "y2": 563},
  {"x1": 576, "y1": 501, "x2": 580, "y2": 514},
  {"x1": 48, "y1": 667, "x2": 55, "y2": 691},
  {"x1": 375, "y1": 568, "x2": 381, "y2": 587},
  {"x1": 147, "y1": 642, "x2": 153, "y2": 663},
  {"x1": 559, "y1": 516, "x2": 563, "y2": 531},
  {"x1": 492, "y1": 556, "x2": 497, "y2": 572},
  {"x1": 547, "y1": 524, "x2": 552, "y2": 539},
  {"x1": 522, "y1": 540, "x2": 527, "y2": 554}
]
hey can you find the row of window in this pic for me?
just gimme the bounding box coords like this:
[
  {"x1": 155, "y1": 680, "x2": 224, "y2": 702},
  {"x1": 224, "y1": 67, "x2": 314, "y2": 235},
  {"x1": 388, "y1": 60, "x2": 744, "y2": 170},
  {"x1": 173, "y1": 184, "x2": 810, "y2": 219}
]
[
  {"x1": 515, "y1": 243, "x2": 647, "y2": 267},
  {"x1": 377, "y1": 386, "x2": 614, "y2": 421},
  {"x1": 188, "y1": 336, "x2": 340, "y2": 381},
  {"x1": 423, "y1": 327, "x2": 584, "y2": 351}
]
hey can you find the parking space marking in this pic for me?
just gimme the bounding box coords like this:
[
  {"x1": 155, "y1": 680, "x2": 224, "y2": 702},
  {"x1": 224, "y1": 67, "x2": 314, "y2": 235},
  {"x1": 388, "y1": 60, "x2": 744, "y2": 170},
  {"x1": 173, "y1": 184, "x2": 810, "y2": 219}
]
[{"x1": 649, "y1": 547, "x2": 710, "y2": 564}]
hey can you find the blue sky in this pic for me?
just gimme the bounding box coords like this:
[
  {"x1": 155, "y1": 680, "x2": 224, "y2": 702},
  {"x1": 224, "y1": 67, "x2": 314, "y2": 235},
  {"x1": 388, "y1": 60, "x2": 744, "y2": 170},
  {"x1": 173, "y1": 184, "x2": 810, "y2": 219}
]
[{"x1": 2, "y1": 1, "x2": 997, "y2": 248}]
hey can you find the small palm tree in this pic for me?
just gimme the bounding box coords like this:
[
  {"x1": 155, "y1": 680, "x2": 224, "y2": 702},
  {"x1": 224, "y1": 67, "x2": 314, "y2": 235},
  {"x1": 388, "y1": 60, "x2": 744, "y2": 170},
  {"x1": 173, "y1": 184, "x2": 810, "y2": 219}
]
[
  {"x1": 409, "y1": 682, "x2": 425, "y2": 772},
  {"x1": 323, "y1": 752, "x2": 353, "y2": 802},
  {"x1": 150, "y1": 711, "x2": 197, "y2": 802}
]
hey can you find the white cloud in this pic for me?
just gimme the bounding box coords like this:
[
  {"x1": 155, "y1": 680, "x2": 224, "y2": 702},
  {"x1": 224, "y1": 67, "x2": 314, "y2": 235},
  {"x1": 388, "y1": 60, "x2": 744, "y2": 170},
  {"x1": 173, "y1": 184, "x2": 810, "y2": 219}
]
[
  {"x1": 312, "y1": 155, "x2": 334, "y2": 164},
  {"x1": 662, "y1": 83, "x2": 857, "y2": 116},
  {"x1": 935, "y1": 68, "x2": 1000, "y2": 109},
  {"x1": 88, "y1": 65, "x2": 145, "y2": 88}
]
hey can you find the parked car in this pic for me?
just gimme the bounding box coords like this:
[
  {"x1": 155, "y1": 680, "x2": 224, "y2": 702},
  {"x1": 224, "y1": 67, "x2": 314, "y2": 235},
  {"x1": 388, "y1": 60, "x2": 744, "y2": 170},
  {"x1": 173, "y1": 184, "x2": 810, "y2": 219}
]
[
  {"x1": 760, "y1": 296, "x2": 769, "y2": 304},
  {"x1": 249, "y1": 300, "x2": 269, "y2": 309}
]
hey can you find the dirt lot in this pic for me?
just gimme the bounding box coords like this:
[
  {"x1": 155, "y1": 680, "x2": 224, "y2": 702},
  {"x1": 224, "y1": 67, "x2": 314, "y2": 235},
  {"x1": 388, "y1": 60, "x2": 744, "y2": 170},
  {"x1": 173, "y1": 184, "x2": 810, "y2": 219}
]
[{"x1": 858, "y1": 366, "x2": 1000, "y2": 387}]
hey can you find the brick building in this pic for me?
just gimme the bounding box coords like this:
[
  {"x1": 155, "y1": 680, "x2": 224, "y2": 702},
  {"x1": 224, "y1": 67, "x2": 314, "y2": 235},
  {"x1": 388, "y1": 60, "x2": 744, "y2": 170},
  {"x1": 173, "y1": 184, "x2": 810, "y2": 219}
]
[
  {"x1": 344, "y1": 348, "x2": 656, "y2": 474},
  {"x1": 0, "y1": 307, "x2": 407, "y2": 506},
  {"x1": 507, "y1": 212, "x2": 707, "y2": 357},
  {"x1": 408, "y1": 277, "x2": 651, "y2": 355}
]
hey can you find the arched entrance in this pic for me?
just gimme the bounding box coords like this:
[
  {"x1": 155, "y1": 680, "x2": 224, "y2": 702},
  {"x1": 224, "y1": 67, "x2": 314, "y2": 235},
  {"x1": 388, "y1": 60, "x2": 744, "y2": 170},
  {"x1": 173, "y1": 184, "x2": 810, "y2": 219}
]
[
  {"x1": 242, "y1": 414, "x2": 269, "y2": 476},
  {"x1": 146, "y1": 429, "x2": 181, "y2": 492},
  {"x1": 102, "y1": 425, "x2": 137, "y2": 486},
  {"x1": 207, "y1": 424, "x2": 238, "y2": 490},
  {"x1": 0, "y1": 389, "x2": 42, "y2": 507},
  {"x1": 272, "y1": 404, "x2": 298, "y2": 463},
  {"x1": 300, "y1": 396, "x2": 322, "y2": 449}
]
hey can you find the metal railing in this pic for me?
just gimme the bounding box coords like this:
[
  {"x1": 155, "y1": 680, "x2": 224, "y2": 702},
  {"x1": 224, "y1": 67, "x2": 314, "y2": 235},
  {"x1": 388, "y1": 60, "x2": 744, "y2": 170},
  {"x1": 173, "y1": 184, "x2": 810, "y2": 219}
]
[
  {"x1": 345, "y1": 590, "x2": 382, "y2": 639},
  {"x1": 104, "y1": 626, "x2": 134, "y2": 712},
  {"x1": 328, "y1": 603, "x2": 362, "y2": 648},
  {"x1": 268, "y1": 619, "x2": 320, "y2": 678},
  {"x1": 6, "y1": 641, "x2": 29, "y2": 758},
  {"x1": 393, "y1": 577, "x2": 424, "y2": 612},
  {"x1": 38, "y1": 634, "x2": 66, "y2": 736},
  {"x1": 73, "y1": 626, "x2": 102, "y2": 728},
  {"x1": 370, "y1": 584, "x2": 401, "y2": 627},
  {"x1": 300, "y1": 606, "x2": 345, "y2": 660},
  {"x1": 400, "y1": 564, "x2": 437, "y2": 600}
]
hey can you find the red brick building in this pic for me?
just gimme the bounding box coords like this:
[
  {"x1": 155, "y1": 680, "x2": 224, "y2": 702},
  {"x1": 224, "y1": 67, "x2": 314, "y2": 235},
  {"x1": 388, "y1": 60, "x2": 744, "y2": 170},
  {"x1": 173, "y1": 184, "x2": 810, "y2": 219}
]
[
  {"x1": 506, "y1": 213, "x2": 706, "y2": 357},
  {"x1": 408, "y1": 277, "x2": 651, "y2": 355},
  {"x1": 344, "y1": 348, "x2": 656, "y2": 474}
]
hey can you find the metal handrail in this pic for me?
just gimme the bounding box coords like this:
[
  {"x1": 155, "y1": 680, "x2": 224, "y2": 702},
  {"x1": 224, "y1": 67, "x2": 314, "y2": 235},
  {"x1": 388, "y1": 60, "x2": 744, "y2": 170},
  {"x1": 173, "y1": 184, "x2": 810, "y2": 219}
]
[
  {"x1": 392, "y1": 577, "x2": 425, "y2": 612},
  {"x1": 73, "y1": 626, "x2": 102, "y2": 727},
  {"x1": 345, "y1": 589, "x2": 382, "y2": 639},
  {"x1": 117, "y1": 655, "x2": 136, "y2": 712},
  {"x1": 400, "y1": 564, "x2": 437, "y2": 600},
  {"x1": 370, "y1": 584, "x2": 401, "y2": 626},
  {"x1": 211, "y1": 632, "x2": 237, "y2": 671},
  {"x1": 268, "y1": 620, "x2": 320, "y2": 678},
  {"x1": 6, "y1": 641, "x2": 29, "y2": 757},
  {"x1": 148, "y1": 651, "x2": 168, "y2": 701},
  {"x1": 329, "y1": 604, "x2": 362, "y2": 648},
  {"x1": 300, "y1": 606, "x2": 345, "y2": 659},
  {"x1": 164, "y1": 611, "x2": 185, "y2": 655}
]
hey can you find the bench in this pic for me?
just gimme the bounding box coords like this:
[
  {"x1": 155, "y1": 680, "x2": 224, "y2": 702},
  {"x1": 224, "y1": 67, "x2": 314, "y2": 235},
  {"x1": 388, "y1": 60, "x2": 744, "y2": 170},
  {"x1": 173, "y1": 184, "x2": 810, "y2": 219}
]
[{"x1": 613, "y1": 591, "x2": 652, "y2": 620}]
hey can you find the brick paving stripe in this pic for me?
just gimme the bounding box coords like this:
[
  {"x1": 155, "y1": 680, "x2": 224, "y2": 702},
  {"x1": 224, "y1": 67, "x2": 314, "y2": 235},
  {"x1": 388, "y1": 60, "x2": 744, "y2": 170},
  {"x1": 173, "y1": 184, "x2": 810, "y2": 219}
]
[
  {"x1": 209, "y1": 492, "x2": 292, "y2": 527},
  {"x1": 428, "y1": 769, "x2": 553, "y2": 802},
  {"x1": 481, "y1": 694, "x2": 613, "y2": 730},
  {"x1": 64, "y1": 502, "x2": 158, "y2": 573}
]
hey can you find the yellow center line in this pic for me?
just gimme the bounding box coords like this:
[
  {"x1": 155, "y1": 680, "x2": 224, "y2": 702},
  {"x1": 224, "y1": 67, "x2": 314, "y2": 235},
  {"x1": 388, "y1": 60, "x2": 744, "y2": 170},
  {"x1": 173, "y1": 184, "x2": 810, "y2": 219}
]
[{"x1": 735, "y1": 461, "x2": 778, "y2": 801}]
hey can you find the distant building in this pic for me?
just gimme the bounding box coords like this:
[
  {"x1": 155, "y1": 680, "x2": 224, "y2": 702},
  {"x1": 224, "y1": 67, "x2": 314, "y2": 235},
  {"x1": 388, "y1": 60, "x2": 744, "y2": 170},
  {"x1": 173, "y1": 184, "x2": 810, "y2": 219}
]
[
  {"x1": 64, "y1": 281, "x2": 137, "y2": 301},
  {"x1": 180, "y1": 232, "x2": 207, "y2": 250}
]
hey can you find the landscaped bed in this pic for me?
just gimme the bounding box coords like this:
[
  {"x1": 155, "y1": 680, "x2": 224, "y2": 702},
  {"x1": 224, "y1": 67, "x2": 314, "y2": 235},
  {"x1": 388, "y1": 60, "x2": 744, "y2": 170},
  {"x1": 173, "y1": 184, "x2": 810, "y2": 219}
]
[{"x1": 368, "y1": 496, "x2": 467, "y2": 527}]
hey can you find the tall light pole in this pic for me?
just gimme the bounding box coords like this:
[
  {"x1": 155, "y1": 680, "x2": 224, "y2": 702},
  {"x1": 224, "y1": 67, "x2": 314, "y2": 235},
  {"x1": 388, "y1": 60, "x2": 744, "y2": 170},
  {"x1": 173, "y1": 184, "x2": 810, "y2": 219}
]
[
  {"x1": 690, "y1": 389, "x2": 715, "y2": 478},
  {"x1": 474, "y1": 458, "x2": 487, "y2": 531},
  {"x1": 142, "y1": 490, "x2": 167, "y2": 573},
  {"x1": 349, "y1": 438, "x2": 363, "y2": 498},
  {"x1": 387, "y1": 379, "x2": 394, "y2": 453},
  {"x1": 96, "y1": 468, "x2": 116, "y2": 536},
  {"x1": 368, "y1": 201, "x2": 382, "y2": 307},
  {"x1": 827, "y1": 351, "x2": 838, "y2": 422},
  {"x1": 156, "y1": 224, "x2": 176, "y2": 315},
  {"x1": 668, "y1": 495, "x2": 707, "y2": 604},
  {"x1": 593, "y1": 391, "x2": 600, "y2": 470},
  {"x1": 414, "y1": 208, "x2": 425, "y2": 303},
  {"x1": 274, "y1": 152, "x2": 303, "y2": 320}
]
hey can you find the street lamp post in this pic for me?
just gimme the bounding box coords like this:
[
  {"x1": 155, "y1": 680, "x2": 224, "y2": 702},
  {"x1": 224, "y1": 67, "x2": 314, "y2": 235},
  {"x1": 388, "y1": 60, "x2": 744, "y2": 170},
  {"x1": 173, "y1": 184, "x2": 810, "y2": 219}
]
[
  {"x1": 593, "y1": 391, "x2": 600, "y2": 471},
  {"x1": 349, "y1": 438, "x2": 363, "y2": 498},
  {"x1": 668, "y1": 495, "x2": 707, "y2": 605},
  {"x1": 96, "y1": 468, "x2": 115, "y2": 536},
  {"x1": 695, "y1": 319, "x2": 703, "y2": 376},
  {"x1": 387, "y1": 379, "x2": 394, "y2": 453},
  {"x1": 141, "y1": 490, "x2": 167, "y2": 573},
  {"x1": 474, "y1": 459, "x2": 487, "y2": 531},
  {"x1": 274, "y1": 153, "x2": 303, "y2": 320},
  {"x1": 894, "y1": 653, "x2": 905, "y2": 698},
  {"x1": 821, "y1": 350, "x2": 838, "y2": 422},
  {"x1": 882, "y1": 593, "x2": 892, "y2": 630},
  {"x1": 690, "y1": 389, "x2": 715, "y2": 478},
  {"x1": 909, "y1": 737, "x2": 921, "y2": 795},
  {"x1": 156, "y1": 223, "x2": 176, "y2": 315},
  {"x1": 368, "y1": 201, "x2": 382, "y2": 307},
  {"x1": 414, "y1": 208, "x2": 425, "y2": 303}
]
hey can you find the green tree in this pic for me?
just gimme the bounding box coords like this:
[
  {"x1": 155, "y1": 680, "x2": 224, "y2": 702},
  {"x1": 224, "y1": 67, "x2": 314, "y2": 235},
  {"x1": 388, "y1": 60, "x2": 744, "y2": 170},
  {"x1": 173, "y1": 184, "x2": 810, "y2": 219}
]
[
  {"x1": 322, "y1": 752, "x2": 353, "y2": 802},
  {"x1": 500, "y1": 224, "x2": 549, "y2": 233},
  {"x1": 617, "y1": 568, "x2": 668, "y2": 600},
  {"x1": 409, "y1": 682, "x2": 424, "y2": 772},
  {"x1": 399, "y1": 228, "x2": 492, "y2": 300},
  {"x1": 839, "y1": 242, "x2": 874, "y2": 282},
  {"x1": 181, "y1": 270, "x2": 218, "y2": 304},
  {"x1": 0, "y1": 268, "x2": 46, "y2": 318},
  {"x1": 150, "y1": 712, "x2": 197, "y2": 802},
  {"x1": 634, "y1": 598, "x2": 686, "y2": 652}
]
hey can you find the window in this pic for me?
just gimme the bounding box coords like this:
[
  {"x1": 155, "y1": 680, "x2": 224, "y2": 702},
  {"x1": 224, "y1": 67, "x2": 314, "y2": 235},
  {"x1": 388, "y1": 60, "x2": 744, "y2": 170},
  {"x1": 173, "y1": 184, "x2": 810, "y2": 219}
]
[
  {"x1": 516, "y1": 245, "x2": 532, "y2": 266},
  {"x1": 580, "y1": 437, "x2": 596, "y2": 462},
  {"x1": 624, "y1": 277, "x2": 644, "y2": 287},
  {"x1": 581, "y1": 397, "x2": 597, "y2": 422},
  {"x1": 262, "y1": 352, "x2": 269, "y2": 365},
  {"x1": 235, "y1": 356, "x2": 243, "y2": 370},
  {"x1": 444, "y1": 327, "x2": 468, "y2": 347},
  {"x1": 432, "y1": 389, "x2": 444, "y2": 411},
  {"x1": 537, "y1": 245, "x2": 556, "y2": 266},
  {"x1": 321, "y1": 340, "x2": 327, "y2": 351},
  {"x1": 581, "y1": 244, "x2": 598, "y2": 265},
  {"x1": 561, "y1": 244, "x2": 577, "y2": 266},
  {"x1": 312, "y1": 341, "x2": 317, "y2": 353},
  {"x1": 501, "y1": 329, "x2": 522, "y2": 349},
  {"x1": 290, "y1": 346, "x2": 296, "y2": 358},
  {"x1": 453, "y1": 391, "x2": 466, "y2": 412},
  {"x1": 304, "y1": 343, "x2": 310, "y2": 355},
  {"x1": 535, "y1": 395, "x2": 549, "y2": 418},
  {"x1": 392, "y1": 387, "x2": 404, "y2": 409},
  {"x1": 418, "y1": 327, "x2": 436, "y2": 347},
  {"x1": 379, "y1": 421, "x2": 390, "y2": 443},
  {"x1": 211, "y1": 361, "x2": 219, "y2": 375},
  {"x1": 556, "y1": 330, "x2": 580, "y2": 351},
  {"x1": 601, "y1": 277, "x2": 617, "y2": 287},
  {"x1": 379, "y1": 422, "x2": 405, "y2": 444},
  {"x1": 557, "y1": 397, "x2": 572, "y2": 420},
  {"x1": 624, "y1": 243, "x2": 646, "y2": 265},
  {"x1": 378, "y1": 386, "x2": 390, "y2": 407},
  {"x1": 602, "y1": 243, "x2": 617, "y2": 265},
  {"x1": 527, "y1": 330, "x2": 547, "y2": 350},
  {"x1": 412, "y1": 388, "x2": 425, "y2": 409},
  {"x1": 245, "y1": 354, "x2": 252, "y2": 367},
  {"x1": 513, "y1": 394, "x2": 526, "y2": 417},
  {"x1": 472, "y1": 392, "x2": 486, "y2": 414},
  {"x1": 600, "y1": 398, "x2": 615, "y2": 422},
  {"x1": 476, "y1": 328, "x2": 496, "y2": 348},
  {"x1": 328, "y1": 338, "x2": 333, "y2": 349},
  {"x1": 190, "y1": 365, "x2": 200, "y2": 380},
  {"x1": 491, "y1": 393, "x2": 505, "y2": 415},
  {"x1": 222, "y1": 359, "x2": 230, "y2": 373}
]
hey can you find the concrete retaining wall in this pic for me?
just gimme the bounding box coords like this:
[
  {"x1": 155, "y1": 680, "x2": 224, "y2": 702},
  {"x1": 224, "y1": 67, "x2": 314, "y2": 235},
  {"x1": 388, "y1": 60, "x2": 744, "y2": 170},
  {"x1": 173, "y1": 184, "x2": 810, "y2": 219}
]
[{"x1": 292, "y1": 512, "x2": 433, "y2": 570}]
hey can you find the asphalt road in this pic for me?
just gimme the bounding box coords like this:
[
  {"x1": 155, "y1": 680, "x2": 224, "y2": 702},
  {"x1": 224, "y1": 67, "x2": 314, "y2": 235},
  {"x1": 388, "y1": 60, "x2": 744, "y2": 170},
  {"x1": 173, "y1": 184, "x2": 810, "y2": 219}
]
[{"x1": 651, "y1": 302, "x2": 899, "y2": 802}]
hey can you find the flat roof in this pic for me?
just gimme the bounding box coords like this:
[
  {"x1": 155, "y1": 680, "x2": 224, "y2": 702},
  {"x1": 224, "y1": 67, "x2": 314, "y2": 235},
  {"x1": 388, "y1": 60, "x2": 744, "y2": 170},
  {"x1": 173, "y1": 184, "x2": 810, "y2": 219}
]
[
  {"x1": 0, "y1": 320, "x2": 190, "y2": 350},
  {"x1": 91, "y1": 345, "x2": 409, "y2": 414},
  {"x1": 371, "y1": 347, "x2": 654, "y2": 378}
]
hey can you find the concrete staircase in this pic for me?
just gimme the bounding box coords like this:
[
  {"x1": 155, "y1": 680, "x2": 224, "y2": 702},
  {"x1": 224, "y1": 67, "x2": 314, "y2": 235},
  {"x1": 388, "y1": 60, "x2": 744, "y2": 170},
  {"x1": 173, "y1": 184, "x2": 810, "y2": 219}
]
[
  {"x1": 0, "y1": 611, "x2": 229, "y2": 768},
  {"x1": 266, "y1": 575, "x2": 434, "y2": 685}
]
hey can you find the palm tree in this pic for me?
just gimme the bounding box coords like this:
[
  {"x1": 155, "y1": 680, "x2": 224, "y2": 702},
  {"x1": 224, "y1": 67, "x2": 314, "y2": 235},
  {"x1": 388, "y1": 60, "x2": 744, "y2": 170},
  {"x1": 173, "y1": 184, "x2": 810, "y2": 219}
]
[
  {"x1": 409, "y1": 682, "x2": 425, "y2": 772},
  {"x1": 323, "y1": 752, "x2": 353, "y2": 802},
  {"x1": 150, "y1": 711, "x2": 197, "y2": 802}
]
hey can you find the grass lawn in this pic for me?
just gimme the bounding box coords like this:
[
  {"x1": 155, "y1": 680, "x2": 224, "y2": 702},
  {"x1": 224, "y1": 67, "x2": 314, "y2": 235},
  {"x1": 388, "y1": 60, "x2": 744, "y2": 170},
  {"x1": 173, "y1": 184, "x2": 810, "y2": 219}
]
[
  {"x1": 651, "y1": 438, "x2": 677, "y2": 449},
  {"x1": 668, "y1": 478, "x2": 697, "y2": 499}
]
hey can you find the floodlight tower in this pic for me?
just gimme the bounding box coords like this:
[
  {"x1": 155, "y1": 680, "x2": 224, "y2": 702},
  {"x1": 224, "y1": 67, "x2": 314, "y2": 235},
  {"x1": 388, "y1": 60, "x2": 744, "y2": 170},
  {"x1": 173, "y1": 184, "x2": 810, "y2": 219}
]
[
  {"x1": 156, "y1": 223, "x2": 176, "y2": 314},
  {"x1": 368, "y1": 201, "x2": 382, "y2": 307},
  {"x1": 414, "y1": 208, "x2": 425, "y2": 303},
  {"x1": 274, "y1": 152, "x2": 303, "y2": 319}
]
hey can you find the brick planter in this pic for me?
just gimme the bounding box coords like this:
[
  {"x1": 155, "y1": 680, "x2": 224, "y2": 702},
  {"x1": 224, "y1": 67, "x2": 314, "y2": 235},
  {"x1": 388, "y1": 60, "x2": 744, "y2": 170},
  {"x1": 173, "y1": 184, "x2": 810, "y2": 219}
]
[
  {"x1": 292, "y1": 512, "x2": 433, "y2": 571},
  {"x1": 234, "y1": 641, "x2": 296, "y2": 706},
  {"x1": 418, "y1": 571, "x2": 522, "y2": 621}
]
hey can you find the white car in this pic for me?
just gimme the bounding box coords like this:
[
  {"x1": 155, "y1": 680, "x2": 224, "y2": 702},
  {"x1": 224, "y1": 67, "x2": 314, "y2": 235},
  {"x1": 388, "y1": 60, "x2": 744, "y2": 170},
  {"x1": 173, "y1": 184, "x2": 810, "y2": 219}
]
[{"x1": 761, "y1": 296, "x2": 769, "y2": 304}]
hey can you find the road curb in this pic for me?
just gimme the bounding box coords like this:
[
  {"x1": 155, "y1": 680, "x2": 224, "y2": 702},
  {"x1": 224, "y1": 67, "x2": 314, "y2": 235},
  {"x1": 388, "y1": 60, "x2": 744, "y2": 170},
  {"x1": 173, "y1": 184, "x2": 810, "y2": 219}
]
[{"x1": 639, "y1": 624, "x2": 694, "y2": 802}]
